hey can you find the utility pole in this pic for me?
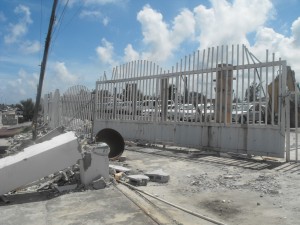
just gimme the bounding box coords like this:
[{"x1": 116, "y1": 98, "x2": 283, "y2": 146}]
[{"x1": 32, "y1": 0, "x2": 58, "y2": 140}]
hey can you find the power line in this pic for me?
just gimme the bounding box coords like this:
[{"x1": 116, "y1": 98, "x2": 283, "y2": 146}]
[
  {"x1": 49, "y1": 0, "x2": 83, "y2": 54},
  {"x1": 52, "y1": 0, "x2": 70, "y2": 37}
]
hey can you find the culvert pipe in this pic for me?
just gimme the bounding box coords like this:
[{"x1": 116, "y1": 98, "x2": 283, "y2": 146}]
[{"x1": 95, "y1": 128, "x2": 124, "y2": 159}]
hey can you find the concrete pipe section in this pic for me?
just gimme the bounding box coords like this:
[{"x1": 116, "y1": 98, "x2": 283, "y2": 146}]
[{"x1": 95, "y1": 128, "x2": 124, "y2": 159}]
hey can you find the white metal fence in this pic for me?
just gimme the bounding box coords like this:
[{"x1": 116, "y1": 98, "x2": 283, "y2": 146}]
[
  {"x1": 43, "y1": 85, "x2": 94, "y2": 138},
  {"x1": 93, "y1": 44, "x2": 294, "y2": 160},
  {"x1": 43, "y1": 44, "x2": 300, "y2": 162}
]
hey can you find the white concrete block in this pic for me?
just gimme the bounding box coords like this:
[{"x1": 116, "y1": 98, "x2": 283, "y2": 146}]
[
  {"x1": 109, "y1": 165, "x2": 131, "y2": 173},
  {"x1": 79, "y1": 143, "x2": 109, "y2": 185},
  {"x1": 145, "y1": 169, "x2": 170, "y2": 183},
  {"x1": 0, "y1": 131, "x2": 80, "y2": 196}
]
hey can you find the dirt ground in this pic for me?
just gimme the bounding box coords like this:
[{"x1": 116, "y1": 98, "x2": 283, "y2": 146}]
[{"x1": 121, "y1": 146, "x2": 300, "y2": 225}]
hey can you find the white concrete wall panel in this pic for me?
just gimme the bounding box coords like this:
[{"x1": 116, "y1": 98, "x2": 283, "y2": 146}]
[{"x1": 0, "y1": 132, "x2": 80, "y2": 196}]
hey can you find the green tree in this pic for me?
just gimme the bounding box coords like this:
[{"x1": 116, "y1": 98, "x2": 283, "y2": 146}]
[
  {"x1": 245, "y1": 82, "x2": 261, "y2": 102},
  {"x1": 168, "y1": 84, "x2": 176, "y2": 101},
  {"x1": 18, "y1": 98, "x2": 35, "y2": 121}
]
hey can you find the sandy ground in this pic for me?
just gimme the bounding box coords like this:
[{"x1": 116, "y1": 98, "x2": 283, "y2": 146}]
[{"x1": 122, "y1": 147, "x2": 300, "y2": 225}]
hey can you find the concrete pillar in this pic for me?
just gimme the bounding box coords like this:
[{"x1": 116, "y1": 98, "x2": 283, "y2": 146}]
[
  {"x1": 160, "y1": 78, "x2": 169, "y2": 121},
  {"x1": 215, "y1": 64, "x2": 233, "y2": 124}
]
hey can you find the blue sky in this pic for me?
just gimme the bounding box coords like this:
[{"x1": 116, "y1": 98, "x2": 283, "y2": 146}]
[{"x1": 0, "y1": 0, "x2": 300, "y2": 104}]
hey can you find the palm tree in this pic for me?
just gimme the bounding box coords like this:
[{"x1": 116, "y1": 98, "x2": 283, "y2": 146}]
[{"x1": 17, "y1": 99, "x2": 35, "y2": 121}]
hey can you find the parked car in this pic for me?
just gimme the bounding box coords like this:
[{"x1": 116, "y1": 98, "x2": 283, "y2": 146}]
[
  {"x1": 232, "y1": 103, "x2": 266, "y2": 123},
  {"x1": 141, "y1": 107, "x2": 161, "y2": 117},
  {"x1": 169, "y1": 104, "x2": 198, "y2": 121},
  {"x1": 119, "y1": 101, "x2": 133, "y2": 115},
  {"x1": 15, "y1": 109, "x2": 23, "y2": 115}
]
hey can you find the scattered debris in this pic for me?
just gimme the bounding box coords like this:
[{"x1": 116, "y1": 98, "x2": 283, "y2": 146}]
[
  {"x1": 54, "y1": 184, "x2": 78, "y2": 193},
  {"x1": 184, "y1": 171, "x2": 281, "y2": 196},
  {"x1": 0, "y1": 195, "x2": 10, "y2": 203},
  {"x1": 114, "y1": 172, "x2": 124, "y2": 181}
]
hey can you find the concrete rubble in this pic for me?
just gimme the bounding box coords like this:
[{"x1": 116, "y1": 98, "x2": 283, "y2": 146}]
[
  {"x1": 109, "y1": 161, "x2": 170, "y2": 186},
  {"x1": 184, "y1": 168, "x2": 281, "y2": 195},
  {"x1": 0, "y1": 132, "x2": 81, "y2": 196},
  {"x1": 0, "y1": 130, "x2": 111, "y2": 199},
  {"x1": 0, "y1": 125, "x2": 174, "y2": 205}
]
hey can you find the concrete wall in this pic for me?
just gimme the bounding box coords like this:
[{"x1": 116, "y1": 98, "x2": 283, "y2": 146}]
[{"x1": 94, "y1": 120, "x2": 285, "y2": 158}]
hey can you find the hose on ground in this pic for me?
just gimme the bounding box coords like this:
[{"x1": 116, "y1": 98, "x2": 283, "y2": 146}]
[{"x1": 117, "y1": 179, "x2": 228, "y2": 225}]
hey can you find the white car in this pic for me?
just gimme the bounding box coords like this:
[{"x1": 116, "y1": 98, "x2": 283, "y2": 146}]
[
  {"x1": 232, "y1": 103, "x2": 265, "y2": 123},
  {"x1": 141, "y1": 107, "x2": 161, "y2": 117},
  {"x1": 169, "y1": 104, "x2": 198, "y2": 121}
]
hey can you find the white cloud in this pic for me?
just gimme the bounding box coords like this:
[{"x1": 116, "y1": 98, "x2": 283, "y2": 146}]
[
  {"x1": 6, "y1": 69, "x2": 38, "y2": 101},
  {"x1": 291, "y1": 17, "x2": 300, "y2": 46},
  {"x1": 124, "y1": 44, "x2": 139, "y2": 62},
  {"x1": 251, "y1": 19, "x2": 300, "y2": 80},
  {"x1": 15, "y1": 4, "x2": 32, "y2": 23},
  {"x1": 193, "y1": 0, "x2": 273, "y2": 49},
  {"x1": 4, "y1": 4, "x2": 32, "y2": 44},
  {"x1": 136, "y1": 5, "x2": 195, "y2": 62},
  {"x1": 20, "y1": 40, "x2": 41, "y2": 54},
  {"x1": 96, "y1": 38, "x2": 117, "y2": 65},
  {"x1": 102, "y1": 17, "x2": 109, "y2": 26},
  {"x1": 53, "y1": 62, "x2": 78, "y2": 84},
  {"x1": 137, "y1": 5, "x2": 172, "y2": 61},
  {"x1": 79, "y1": 10, "x2": 102, "y2": 19},
  {"x1": 171, "y1": 9, "x2": 195, "y2": 44}
]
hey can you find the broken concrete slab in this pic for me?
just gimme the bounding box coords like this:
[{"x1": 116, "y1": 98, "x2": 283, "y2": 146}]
[
  {"x1": 145, "y1": 169, "x2": 170, "y2": 183},
  {"x1": 127, "y1": 174, "x2": 149, "y2": 186},
  {"x1": 109, "y1": 164, "x2": 131, "y2": 173},
  {"x1": 35, "y1": 126, "x2": 64, "y2": 144},
  {"x1": 0, "y1": 131, "x2": 81, "y2": 196},
  {"x1": 79, "y1": 143, "x2": 109, "y2": 185}
]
